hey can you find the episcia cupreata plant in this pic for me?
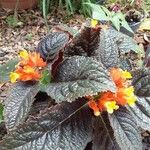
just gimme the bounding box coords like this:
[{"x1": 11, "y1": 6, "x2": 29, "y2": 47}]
[{"x1": 0, "y1": 20, "x2": 149, "y2": 150}]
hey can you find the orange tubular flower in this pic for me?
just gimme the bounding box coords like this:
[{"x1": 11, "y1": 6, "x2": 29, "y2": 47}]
[
  {"x1": 87, "y1": 68, "x2": 136, "y2": 116},
  {"x1": 10, "y1": 50, "x2": 46, "y2": 83}
]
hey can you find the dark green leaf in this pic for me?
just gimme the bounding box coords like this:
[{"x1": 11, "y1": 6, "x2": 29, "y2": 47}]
[
  {"x1": 109, "y1": 107, "x2": 142, "y2": 150},
  {"x1": 45, "y1": 56, "x2": 116, "y2": 103},
  {"x1": 132, "y1": 68, "x2": 150, "y2": 96},
  {"x1": 0, "y1": 103, "x2": 4, "y2": 123},
  {"x1": 0, "y1": 99, "x2": 92, "y2": 150},
  {"x1": 92, "y1": 116, "x2": 120, "y2": 150},
  {"x1": 127, "y1": 96, "x2": 150, "y2": 130},
  {"x1": 37, "y1": 31, "x2": 70, "y2": 61},
  {"x1": 0, "y1": 58, "x2": 18, "y2": 83},
  {"x1": 4, "y1": 83, "x2": 39, "y2": 131}
]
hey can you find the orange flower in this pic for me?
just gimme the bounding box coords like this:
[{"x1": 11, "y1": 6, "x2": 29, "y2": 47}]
[
  {"x1": 110, "y1": 68, "x2": 132, "y2": 88},
  {"x1": 88, "y1": 100, "x2": 100, "y2": 116},
  {"x1": 15, "y1": 66, "x2": 41, "y2": 81},
  {"x1": 10, "y1": 50, "x2": 46, "y2": 83},
  {"x1": 87, "y1": 68, "x2": 136, "y2": 116},
  {"x1": 27, "y1": 52, "x2": 47, "y2": 67}
]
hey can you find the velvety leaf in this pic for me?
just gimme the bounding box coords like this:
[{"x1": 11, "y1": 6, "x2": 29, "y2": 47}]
[
  {"x1": 132, "y1": 68, "x2": 150, "y2": 96},
  {"x1": 37, "y1": 31, "x2": 70, "y2": 61},
  {"x1": 127, "y1": 96, "x2": 150, "y2": 130},
  {"x1": 101, "y1": 28, "x2": 139, "y2": 54},
  {"x1": 4, "y1": 83, "x2": 39, "y2": 131},
  {"x1": 45, "y1": 56, "x2": 116, "y2": 103},
  {"x1": 0, "y1": 58, "x2": 18, "y2": 83},
  {"x1": 119, "y1": 58, "x2": 132, "y2": 71},
  {"x1": 65, "y1": 26, "x2": 100, "y2": 58},
  {"x1": 92, "y1": 116, "x2": 120, "y2": 150},
  {"x1": 98, "y1": 28, "x2": 119, "y2": 68},
  {"x1": 109, "y1": 107, "x2": 142, "y2": 150},
  {"x1": 0, "y1": 99, "x2": 92, "y2": 150}
]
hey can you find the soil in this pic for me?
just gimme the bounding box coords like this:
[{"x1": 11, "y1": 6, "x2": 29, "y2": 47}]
[{"x1": 0, "y1": 7, "x2": 150, "y2": 150}]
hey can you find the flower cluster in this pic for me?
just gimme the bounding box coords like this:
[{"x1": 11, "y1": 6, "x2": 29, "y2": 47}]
[
  {"x1": 87, "y1": 68, "x2": 136, "y2": 116},
  {"x1": 10, "y1": 50, "x2": 47, "y2": 83}
]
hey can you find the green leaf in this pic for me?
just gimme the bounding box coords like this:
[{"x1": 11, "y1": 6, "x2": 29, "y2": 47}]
[
  {"x1": 56, "y1": 24, "x2": 79, "y2": 38},
  {"x1": 45, "y1": 56, "x2": 116, "y2": 103},
  {"x1": 121, "y1": 20, "x2": 134, "y2": 33},
  {"x1": 92, "y1": 117, "x2": 120, "y2": 150},
  {"x1": 0, "y1": 103, "x2": 4, "y2": 123},
  {"x1": 111, "y1": 15, "x2": 121, "y2": 31},
  {"x1": 37, "y1": 31, "x2": 70, "y2": 61},
  {"x1": 127, "y1": 96, "x2": 150, "y2": 130},
  {"x1": 40, "y1": 69, "x2": 51, "y2": 84},
  {"x1": 109, "y1": 107, "x2": 142, "y2": 150},
  {"x1": 85, "y1": 3, "x2": 110, "y2": 21},
  {"x1": 0, "y1": 58, "x2": 18, "y2": 83},
  {"x1": 132, "y1": 68, "x2": 150, "y2": 96},
  {"x1": 4, "y1": 83, "x2": 39, "y2": 131},
  {"x1": 0, "y1": 99, "x2": 92, "y2": 150}
]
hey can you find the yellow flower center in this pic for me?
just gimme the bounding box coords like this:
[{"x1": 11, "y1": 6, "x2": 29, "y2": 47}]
[
  {"x1": 19, "y1": 50, "x2": 29, "y2": 60},
  {"x1": 10, "y1": 72, "x2": 20, "y2": 83},
  {"x1": 105, "y1": 101, "x2": 119, "y2": 114},
  {"x1": 91, "y1": 19, "x2": 98, "y2": 28}
]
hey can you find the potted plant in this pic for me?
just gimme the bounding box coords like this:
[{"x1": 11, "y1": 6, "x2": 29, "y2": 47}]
[{"x1": 0, "y1": 0, "x2": 39, "y2": 10}]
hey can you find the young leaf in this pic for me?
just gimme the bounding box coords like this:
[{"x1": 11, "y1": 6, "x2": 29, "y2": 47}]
[
  {"x1": 108, "y1": 107, "x2": 142, "y2": 150},
  {"x1": 65, "y1": 26, "x2": 100, "y2": 57},
  {"x1": 4, "y1": 82, "x2": 39, "y2": 131},
  {"x1": 0, "y1": 99, "x2": 92, "y2": 150},
  {"x1": 37, "y1": 31, "x2": 70, "y2": 61},
  {"x1": 45, "y1": 56, "x2": 116, "y2": 103},
  {"x1": 127, "y1": 96, "x2": 150, "y2": 130},
  {"x1": 92, "y1": 117, "x2": 120, "y2": 150},
  {"x1": 0, "y1": 58, "x2": 18, "y2": 83}
]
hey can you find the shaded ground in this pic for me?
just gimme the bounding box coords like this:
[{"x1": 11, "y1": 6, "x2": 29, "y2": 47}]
[{"x1": 0, "y1": 8, "x2": 150, "y2": 150}]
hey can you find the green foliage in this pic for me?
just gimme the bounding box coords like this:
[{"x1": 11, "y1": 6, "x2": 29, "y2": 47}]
[
  {"x1": 86, "y1": 3, "x2": 133, "y2": 33},
  {"x1": 6, "y1": 15, "x2": 23, "y2": 28},
  {"x1": 0, "y1": 103, "x2": 4, "y2": 123},
  {"x1": 0, "y1": 58, "x2": 18, "y2": 83},
  {"x1": 25, "y1": 33, "x2": 33, "y2": 41},
  {"x1": 0, "y1": 23, "x2": 149, "y2": 149},
  {"x1": 39, "y1": 0, "x2": 98, "y2": 16}
]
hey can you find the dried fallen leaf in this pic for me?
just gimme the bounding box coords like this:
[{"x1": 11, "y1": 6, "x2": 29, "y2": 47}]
[{"x1": 139, "y1": 19, "x2": 150, "y2": 31}]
